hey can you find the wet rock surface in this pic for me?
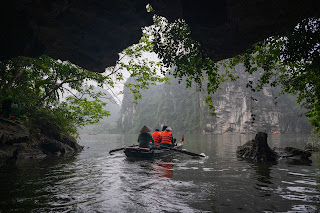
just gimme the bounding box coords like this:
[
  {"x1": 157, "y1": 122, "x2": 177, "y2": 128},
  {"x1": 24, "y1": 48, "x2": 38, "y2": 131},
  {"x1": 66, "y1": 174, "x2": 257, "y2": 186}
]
[
  {"x1": 273, "y1": 147, "x2": 312, "y2": 165},
  {"x1": 0, "y1": 117, "x2": 29, "y2": 144},
  {"x1": 0, "y1": 118, "x2": 83, "y2": 166},
  {"x1": 237, "y1": 132, "x2": 312, "y2": 164},
  {"x1": 236, "y1": 132, "x2": 277, "y2": 162}
]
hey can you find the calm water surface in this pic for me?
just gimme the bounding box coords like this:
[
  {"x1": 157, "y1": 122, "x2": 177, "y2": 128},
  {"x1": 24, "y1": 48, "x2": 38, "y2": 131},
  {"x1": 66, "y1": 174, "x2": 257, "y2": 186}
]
[{"x1": 0, "y1": 133, "x2": 319, "y2": 212}]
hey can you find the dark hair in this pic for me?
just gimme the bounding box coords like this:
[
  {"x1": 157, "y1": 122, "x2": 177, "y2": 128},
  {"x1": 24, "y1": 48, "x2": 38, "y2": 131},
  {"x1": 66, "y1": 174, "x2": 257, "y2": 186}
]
[
  {"x1": 155, "y1": 129, "x2": 160, "y2": 131},
  {"x1": 162, "y1": 125, "x2": 168, "y2": 131}
]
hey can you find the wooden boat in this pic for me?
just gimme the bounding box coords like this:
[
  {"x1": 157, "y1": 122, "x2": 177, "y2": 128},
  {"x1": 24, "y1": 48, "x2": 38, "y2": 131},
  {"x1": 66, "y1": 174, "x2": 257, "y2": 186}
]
[{"x1": 124, "y1": 142, "x2": 183, "y2": 159}]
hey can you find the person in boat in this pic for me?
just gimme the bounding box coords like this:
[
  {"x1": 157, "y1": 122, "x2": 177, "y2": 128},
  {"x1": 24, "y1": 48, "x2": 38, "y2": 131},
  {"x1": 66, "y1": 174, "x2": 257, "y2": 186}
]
[
  {"x1": 160, "y1": 127, "x2": 174, "y2": 147},
  {"x1": 137, "y1": 125, "x2": 155, "y2": 148},
  {"x1": 152, "y1": 129, "x2": 161, "y2": 146},
  {"x1": 160, "y1": 125, "x2": 168, "y2": 135}
]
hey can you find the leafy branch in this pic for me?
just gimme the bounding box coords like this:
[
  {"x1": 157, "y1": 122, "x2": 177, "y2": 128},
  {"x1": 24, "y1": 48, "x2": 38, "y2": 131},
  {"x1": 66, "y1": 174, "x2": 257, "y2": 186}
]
[{"x1": 145, "y1": 10, "x2": 320, "y2": 132}]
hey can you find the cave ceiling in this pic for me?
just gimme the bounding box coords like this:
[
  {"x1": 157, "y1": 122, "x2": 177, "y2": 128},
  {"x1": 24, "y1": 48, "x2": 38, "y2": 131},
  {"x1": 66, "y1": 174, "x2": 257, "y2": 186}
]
[{"x1": 1, "y1": 0, "x2": 320, "y2": 73}]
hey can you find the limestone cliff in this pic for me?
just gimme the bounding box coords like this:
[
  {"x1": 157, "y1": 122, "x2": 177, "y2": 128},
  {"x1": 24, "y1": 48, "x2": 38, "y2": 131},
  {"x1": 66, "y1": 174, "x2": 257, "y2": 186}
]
[
  {"x1": 205, "y1": 69, "x2": 310, "y2": 134},
  {"x1": 119, "y1": 66, "x2": 311, "y2": 134}
]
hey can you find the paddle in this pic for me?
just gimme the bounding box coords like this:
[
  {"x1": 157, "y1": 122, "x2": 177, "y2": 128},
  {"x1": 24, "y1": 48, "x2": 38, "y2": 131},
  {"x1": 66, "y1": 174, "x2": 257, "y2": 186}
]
[
  {"x1": 156, "y1": 146, "x2": 205, "y2": 157},
  {"x1": 156, "y1": 134, "x2": 205, "y2": 157},
  {"x1": 159, "y1": 146, "x2": 205, "y2": 157},
  {"x1": 109, "y1": 145, "x2": 137, "y2": 155}
]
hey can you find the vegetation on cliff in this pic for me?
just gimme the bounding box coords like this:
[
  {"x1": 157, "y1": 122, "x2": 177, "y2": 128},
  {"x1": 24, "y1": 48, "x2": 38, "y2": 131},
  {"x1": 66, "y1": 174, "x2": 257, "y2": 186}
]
[
  {"x1": 0, "y1": 24, "x2": 169, "y2": 144},
  {"x1": 119, "y1": 65, "x2": 311, "y2": 134},
  {"x1": 0, "y1": 24, "x2": 170, "y2": 138},
  {"x1": 146, "y1": 11, "x2": 320, "y2": 133}
]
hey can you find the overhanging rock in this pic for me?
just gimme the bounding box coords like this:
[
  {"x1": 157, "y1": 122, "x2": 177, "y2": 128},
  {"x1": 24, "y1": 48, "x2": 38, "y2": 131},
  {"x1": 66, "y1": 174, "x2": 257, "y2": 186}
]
[{"x1": 1, "y1": 0, "x2": 320, "y2": 72}]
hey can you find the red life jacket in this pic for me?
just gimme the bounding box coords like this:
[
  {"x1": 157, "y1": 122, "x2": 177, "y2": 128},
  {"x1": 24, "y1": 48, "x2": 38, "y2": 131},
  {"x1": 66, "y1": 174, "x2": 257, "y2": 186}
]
[
  {"x1": 152, "y1": 131, "x2": 161, "y2": 145},
  {"x1": 160, "y1": 130, "x2": 172, "y2": 145}
]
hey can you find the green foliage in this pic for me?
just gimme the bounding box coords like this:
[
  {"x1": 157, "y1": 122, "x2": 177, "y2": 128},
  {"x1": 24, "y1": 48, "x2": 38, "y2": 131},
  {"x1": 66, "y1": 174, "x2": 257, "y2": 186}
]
[
  {"x1": 105, "y1": 28, "x2": 169, "y2": 104},
  {"x1": 60, "y1": 97, "x2": 109, "y2": 127},
  {"x1": 147, "y1": 12, "x2": 320, "y2": 132},
  {"x1": 0, "y1": 24, "x2": 171, "y2": 137},
  {"x1": 234, "y1": 18, "x2": 320, "y2": 132},
  {"x1": 149, "y1": 14, "x2": 238, "y2": 115},
  {"x1": 120, "y1": 66, "x2": 311, "y2": 134},
  {"x1": 27, "y1": 108, "x2": 78, "y2": 140},
  {"x1": 0, "y1": 55, "x2": 110, "y2": 138}
]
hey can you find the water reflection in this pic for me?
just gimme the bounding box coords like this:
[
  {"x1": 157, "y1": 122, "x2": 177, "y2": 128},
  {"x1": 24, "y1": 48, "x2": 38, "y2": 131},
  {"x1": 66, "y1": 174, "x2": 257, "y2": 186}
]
[
  {"x1": 280, "y1": 156, "x2": 313, "y2": 166},
  {"x1": 252, "y1": 163, "x2": 275, "y2": 185},
  {"x1": 153, "y1": 157, "x2": 173, "y2": 179},
  {"x1": 0, "y1": 155, "x2": 79, "y2": 212},
  {"x1": 0, "y1": 133, "x2": 319, "y2": 212}
]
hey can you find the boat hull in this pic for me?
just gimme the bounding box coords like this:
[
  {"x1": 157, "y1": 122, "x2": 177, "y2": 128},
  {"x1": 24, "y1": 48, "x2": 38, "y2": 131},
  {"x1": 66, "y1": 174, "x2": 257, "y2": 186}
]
[{"x1": 124, "y1": 144, "x2": 182, "y2": 159}]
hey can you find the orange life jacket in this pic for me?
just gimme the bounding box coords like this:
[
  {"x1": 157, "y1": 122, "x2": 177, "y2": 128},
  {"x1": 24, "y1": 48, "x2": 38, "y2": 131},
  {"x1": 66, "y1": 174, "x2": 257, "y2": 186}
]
[
  {"x1": 160, "y1": 130, "x2": 172, "y2": 145},
  {"x1": 152, "y1": 131, "x2": 161, "y2": 145}
]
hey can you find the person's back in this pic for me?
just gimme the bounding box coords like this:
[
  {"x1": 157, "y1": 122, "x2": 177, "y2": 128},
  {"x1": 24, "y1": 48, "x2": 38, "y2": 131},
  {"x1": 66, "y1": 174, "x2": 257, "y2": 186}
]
[
  {"x1": 152, "y1": 129, "x2": 161, "y2": 145},
  {"x1": 137, "y1": 125, "x2": 154, "y2": 148},
  {"x1": 138, "y1": 132, "x2": 154, "y2": 148},
  {"x1": 160, "y1": 125, "x2": 167, "y2": 137},
  {"x1": 160, "y1": 127, "x2": 174, "y2": 147}
]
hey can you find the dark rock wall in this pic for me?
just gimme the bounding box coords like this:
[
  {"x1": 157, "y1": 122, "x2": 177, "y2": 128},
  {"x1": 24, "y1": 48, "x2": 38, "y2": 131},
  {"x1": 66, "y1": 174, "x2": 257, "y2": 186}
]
[
  {"x1": 150, "y1": 0, "x2": 320, "y2": 62},
  {"x1": 1, "y1": 0, "x2": 320, "y2": 72},
  {"x1": 0, "y1": 117, "x2": 82, "y2": 165},
  {"x1": 0, "y1": 0, "x2": 152, "y2": 72}
]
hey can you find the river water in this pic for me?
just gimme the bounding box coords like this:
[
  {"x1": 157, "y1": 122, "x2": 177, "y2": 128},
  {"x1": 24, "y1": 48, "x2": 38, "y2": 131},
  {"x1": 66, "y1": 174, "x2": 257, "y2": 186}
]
[{"x1": 0, "y1": 133, "x2": 319, "y2": 212}]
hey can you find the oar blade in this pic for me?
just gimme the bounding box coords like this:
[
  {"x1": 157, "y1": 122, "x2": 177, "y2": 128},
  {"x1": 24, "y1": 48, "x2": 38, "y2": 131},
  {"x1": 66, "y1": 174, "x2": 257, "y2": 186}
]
[
  {"x1": 157, "y1": 146, "x2": 205, "y2": 157},
  {"x1": 172, "y1": 148, "x2": 205, "y2": 157},
  {"x1": 109, "y1": 145, "x2": 138, "y2": 155},
  {"x1": 109, "y1": 147, "x2": 125, "y2": 154}
]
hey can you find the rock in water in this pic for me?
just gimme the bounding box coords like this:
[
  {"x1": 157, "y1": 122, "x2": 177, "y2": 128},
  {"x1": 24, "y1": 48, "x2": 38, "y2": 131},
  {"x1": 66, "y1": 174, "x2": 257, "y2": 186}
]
[
  {"x1": 237, "y1": 132, "x2": 312, "y2": 164},
  {"x1": 273, "y1": 147, "x2": 312, "y2": 165},
  {"x1": 236, "y1": 132, "x2": 277, "y2": 162}
]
